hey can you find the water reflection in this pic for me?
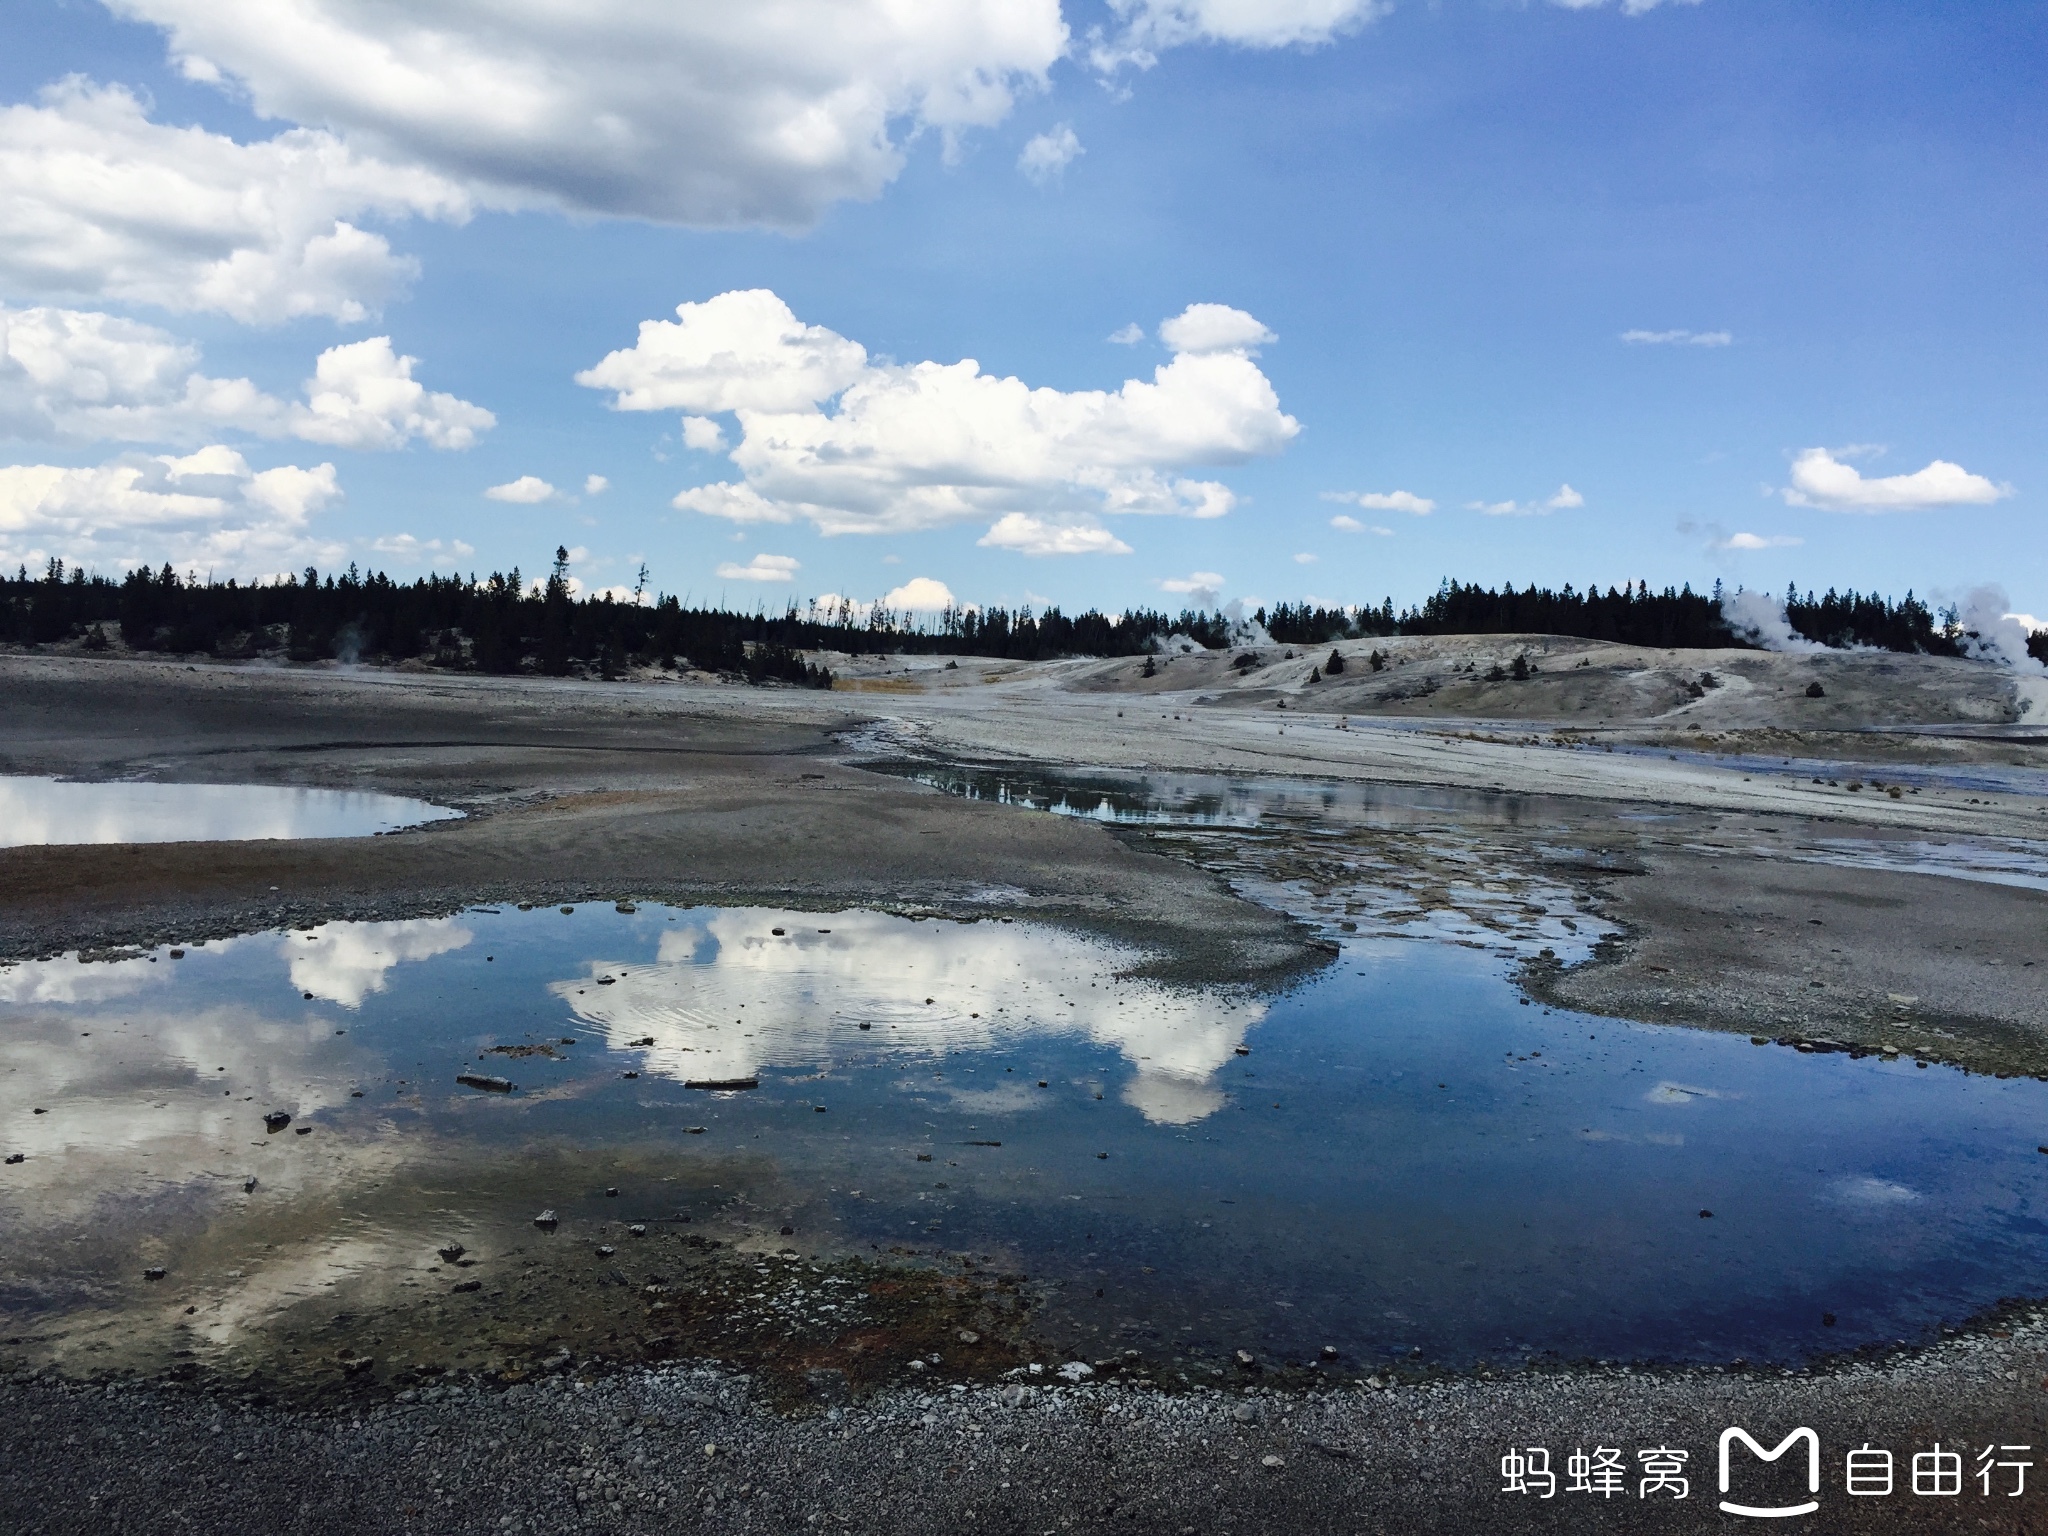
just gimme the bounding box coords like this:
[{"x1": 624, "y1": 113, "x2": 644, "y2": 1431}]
[
  {"x1": 0, "y1": 775, "x2": 460, "y2": 847},
  {"x1": 870, "y1": 760, "x2": 1543, "y2": 832},
  {"x1": 288, "y1": 919, "x2": 473, "y2": 1007},
  {"x1": 4, "y1": 904, "x2": 2047, "y2": 1373},
  {"x1": 551, "y1": 910, "x2": 1262, "y2": 1125}
]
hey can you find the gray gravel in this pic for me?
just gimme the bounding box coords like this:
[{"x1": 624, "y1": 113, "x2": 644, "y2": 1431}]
[{"x1": 6, "y1": 1316, "x2": 2044, "y2": 1535}]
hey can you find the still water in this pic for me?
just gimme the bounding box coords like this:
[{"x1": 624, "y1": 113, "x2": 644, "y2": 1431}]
[
  {"x1": 867, "y1": 758, "x2": 1535, "y2": 832},
  {"x1": 4, "y1": 902, "x2": 2044, "y2": 1371},
  {"x1": 0, "y1": 775, "x2": 462, "y2": 847}
]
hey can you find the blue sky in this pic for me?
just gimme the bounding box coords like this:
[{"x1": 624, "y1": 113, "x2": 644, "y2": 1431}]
[{"x1": 1, "y1": 0, "x2": 2042, "y2": 621}]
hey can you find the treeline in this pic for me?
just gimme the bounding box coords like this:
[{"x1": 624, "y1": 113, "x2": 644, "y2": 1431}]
[
  {"x1": 1265, "y1": 583, "x2": 1754, "y2": 650},
  {"x1": 1778, "y1": 585, "x2": 1959, "y2": 655},
  {"x1": 0, "y1": 553, "x2": 1227, "y2": 682},
  {"x1": 1264, "y1": 581, "x2": 2018, "y2": 659},
  {"x1": 2, "y1": 557, "x2": 2031, "y2": 674}
]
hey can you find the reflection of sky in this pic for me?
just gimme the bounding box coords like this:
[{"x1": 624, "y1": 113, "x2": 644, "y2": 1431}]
[
  {"x1": 0, "y1": 946, "x2": 209, "y2": 1005},
  {"x1": 548, "y1": 910, "x2": 1265, "y2": 1125},
  {"x1": 286, "y1": 919, "x2": 472, "y2": 1008},
  {"x1": 0, "y1": 992, "x2": 361, "y2": 1219},
  {"x1": 5, "y1": 905, "x2": 2048, "y2": 1368},
  {"x1": 0, "y1": 775, "x2": 459, "y2": 848}
]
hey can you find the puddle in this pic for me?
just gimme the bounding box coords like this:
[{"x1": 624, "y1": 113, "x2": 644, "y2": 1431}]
[
  {"x1": 1606, "y1": 744, "x2": 2048, "y2": 799},
  {"x1": 0, "y1": 776, "x2": 461, "y2": 847},
  {"x1": 868, "y1": 759, "x2": 1543, "y2": 832},
  {"x1": 5, "y1": 904, "x2": 2046, "y2": 1382},
  {"x1": 871, "y1": 760, "x2": 1617, "y2": 961},
  {"x1": 1788, "y1": 837, "x2": 2048, "y2": 893}
]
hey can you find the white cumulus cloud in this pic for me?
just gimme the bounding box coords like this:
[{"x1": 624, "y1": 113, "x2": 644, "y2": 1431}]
[
  {"x1": 0, "y1": 79, "x2": 469, "y2": 324},
  {"x1": 1018, "y1": 123, "x2": 1083, "y2": 185},
  {"x1": 716, "y1": 552, "x2": 800, "y2": 582},
  {"x1": 1324, "y1": 488, "x2": 1434, "y2": 515},
  {"x1": 108, "y1": 0, "x2": 1070, "y2": 228},
  {"x1": 0, "y1": 303, "x2": 284, "y2": 442},
  {"x1": 288, "y1": 337, "x2": 494, "y2": 450},
  {"x1": 1157, "y1": 303, "x2": 1275, "y2": 356},
  {"x1": 1107, "y1": 322, "x2": 1146, "y2": 345},
  {"x1": 0, "y1": 443, "x2": 343, "y2": 575},
  {"x1": 1328, "y1": 514, "x2": 1393, "y2": 535},
  {"x1": 578, "y1": 291, "x2": 869, "y2": 415},
  {"x1": 0, "y1": 307, "x2": 490, "y2": 451},
  {"x1": 680, "y1": 416, "x2": 729, "y2": 453},
  {"x1": 1716, "y1": 530, "x2": 1802, "y2": 551},
  {"x1": 1782, "y1": 447, "x2": 2009, "y2": 512},
  {"x1": 583, "y1": 474, "x2": 608, "y2": 496},
  {"x1": 977, "y1": 513, "x2": 1134, "y2": 556},
  {"x1": 883, "y1": 576, "x2": 957, "y2": 611},
  {"x1": 485, "y1": 475, "x2": 558, "y2": 504},
  {"x1": 589, "y1": 291, "x2": 1298, "y2": 545}
]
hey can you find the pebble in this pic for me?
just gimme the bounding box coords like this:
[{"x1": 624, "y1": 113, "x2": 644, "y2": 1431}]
[
  {"x1": 1261, "y1": 1454, "x2": 1285, "y2": 1470},
  {"x1": 534, "y1": 1210, "x2": 558, "y2": 1230},
  {"x1": 262, "y1": 1111, "x2": 292, "y2": 1132},
  {"x1": 438, "y1": 1242, "x2": 465, "y2": 1262}
]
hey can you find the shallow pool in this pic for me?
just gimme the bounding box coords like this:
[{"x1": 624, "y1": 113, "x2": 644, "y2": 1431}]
[
  {"x1": 0, "y1": 775, "x2": 461, "y2": 847},
  {"x1": 4, "y1": 903, "x2": 2044, "y2": 1373}
]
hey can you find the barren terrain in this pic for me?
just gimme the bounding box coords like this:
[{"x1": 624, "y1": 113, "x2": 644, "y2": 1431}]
[{"x1": 2, "y1": 642, "x2": 2046, "y2": 1534}]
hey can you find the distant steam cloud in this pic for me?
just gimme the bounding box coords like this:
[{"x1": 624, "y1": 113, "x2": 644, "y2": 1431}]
[
  {"x1": 1720, "y1": 589, "x2": 1826, "y2": 654},
  {"x1": 1157, "y1": 570, "x2": 1224, "y2": 608},
  {"x1": 1955, "y1": 585, "x2": 2048, "y2": 675}
]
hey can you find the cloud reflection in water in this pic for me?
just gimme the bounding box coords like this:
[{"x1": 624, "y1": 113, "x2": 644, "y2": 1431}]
[
  {"x1": 550, "y1": 910, "x2": 1263, "y2": 1124},
  {"x1": 286, "y1": 919, "x2": 472, "y2": 1008}
]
